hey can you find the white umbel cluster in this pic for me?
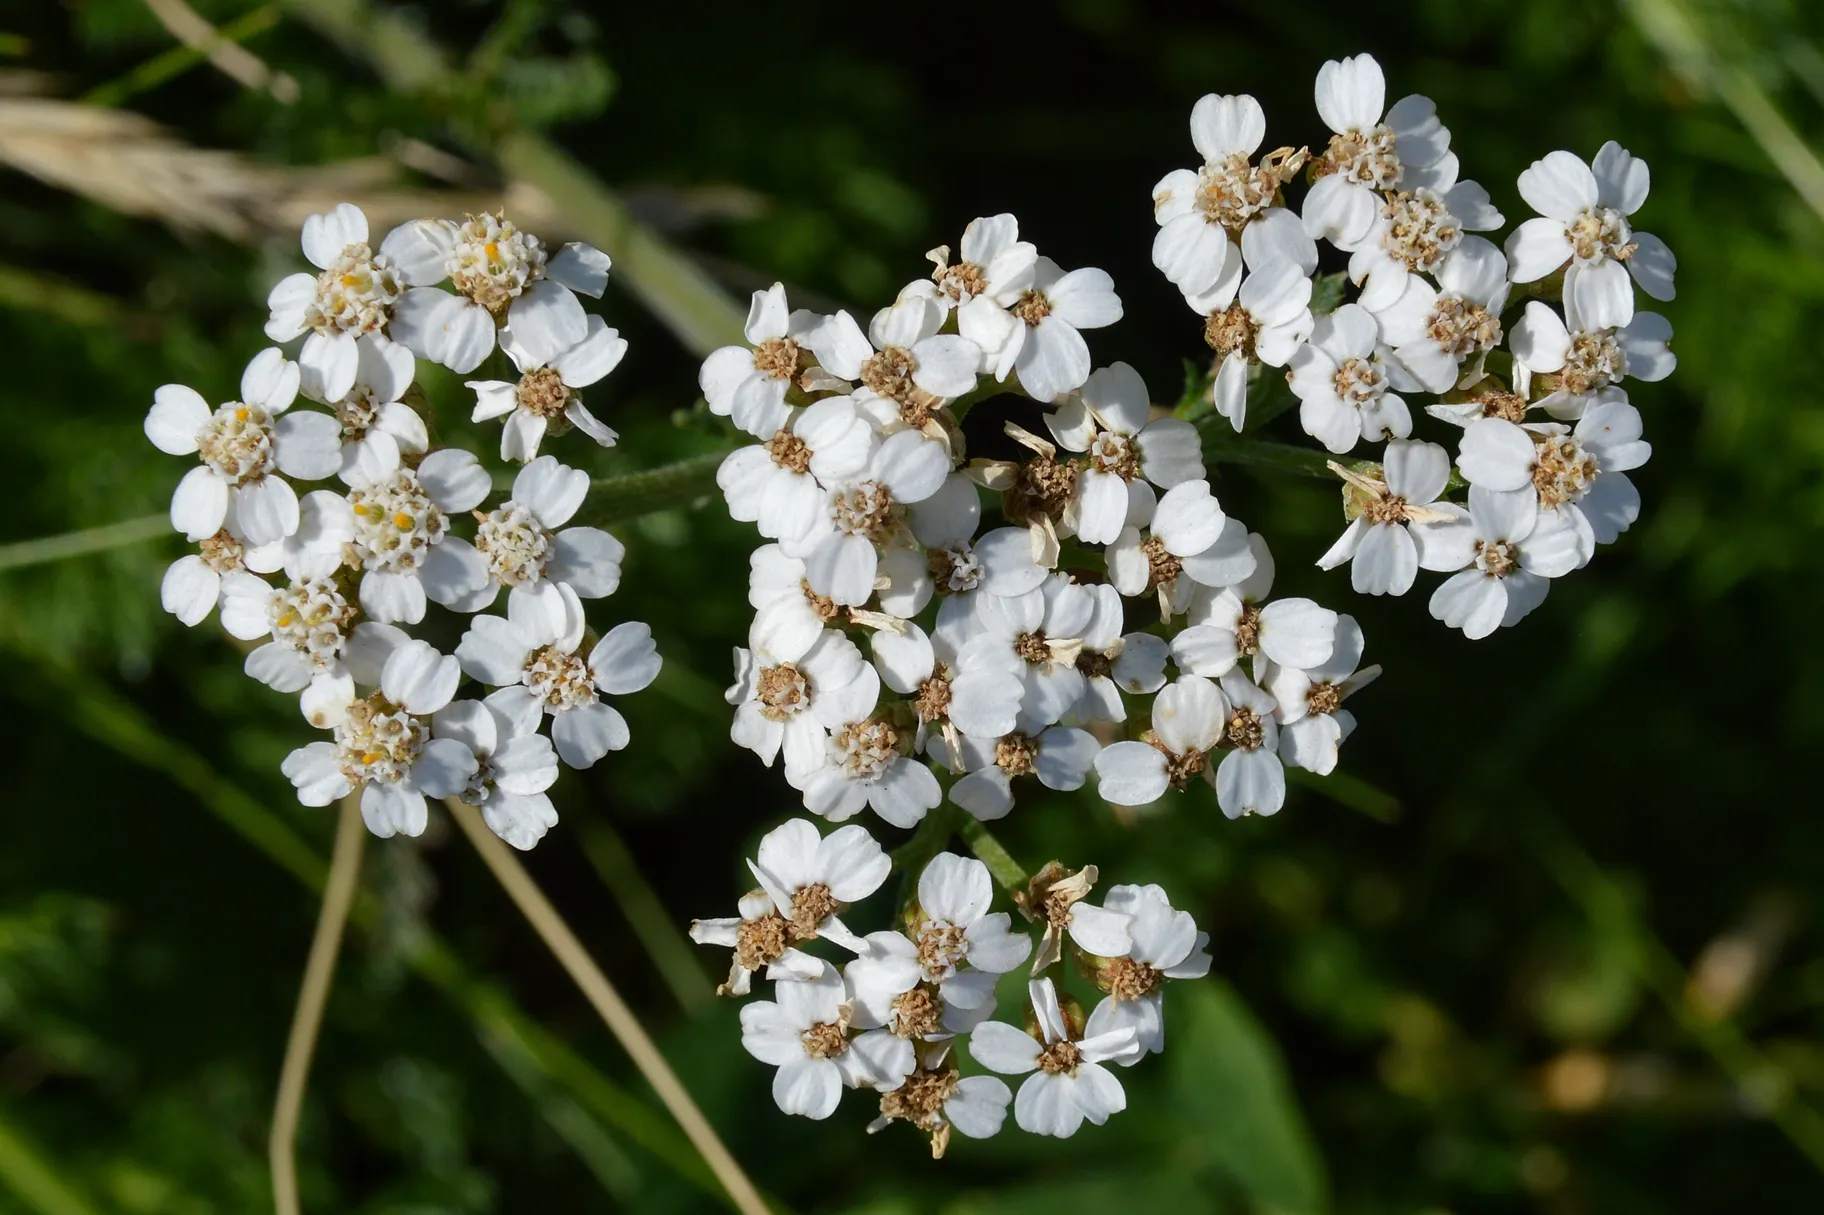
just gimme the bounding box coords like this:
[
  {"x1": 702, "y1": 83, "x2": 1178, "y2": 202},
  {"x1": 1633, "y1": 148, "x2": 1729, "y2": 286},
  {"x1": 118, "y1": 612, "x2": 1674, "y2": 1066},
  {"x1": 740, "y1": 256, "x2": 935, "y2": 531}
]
[{"x1": 149, "y1": 203, "x2": 652, "y2": 849}]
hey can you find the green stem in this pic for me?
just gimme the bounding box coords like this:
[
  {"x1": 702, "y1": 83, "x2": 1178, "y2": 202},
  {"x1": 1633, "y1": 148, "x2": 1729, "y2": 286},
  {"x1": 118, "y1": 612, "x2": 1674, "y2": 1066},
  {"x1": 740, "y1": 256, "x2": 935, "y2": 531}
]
[
  {"x1": 957, "y1": 817, "x2": 1030, "y2": 893},
  {"x1": 0, "y1": 1107, "x2": 104, "y2": 1215},
  {"x1": 583, "y1": 449, "x2": 728, "y2": 525},
  {"x1": 82, "y1": 4, "x2": 282, "y2": 109},
  {"x1": 0, "y1": 515, "x2": 170, "y2": 574}
]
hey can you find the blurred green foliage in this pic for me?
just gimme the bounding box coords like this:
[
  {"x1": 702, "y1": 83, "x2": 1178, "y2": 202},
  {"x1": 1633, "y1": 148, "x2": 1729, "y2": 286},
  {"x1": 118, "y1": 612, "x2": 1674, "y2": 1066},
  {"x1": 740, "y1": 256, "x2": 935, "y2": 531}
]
[{"x1": 1, "y1": 0, "x2": 1822, "y2": 1211}]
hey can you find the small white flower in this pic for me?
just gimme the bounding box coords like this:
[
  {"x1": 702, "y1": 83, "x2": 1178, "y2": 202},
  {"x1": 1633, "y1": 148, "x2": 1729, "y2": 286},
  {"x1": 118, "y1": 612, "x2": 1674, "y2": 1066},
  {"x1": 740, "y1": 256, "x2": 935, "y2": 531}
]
[
  {"x1": 727, "y1": 628, "x2": 879, "y2": 784},
  {"x1": 1288, "y1": 303, "x2": 1412, "y2": 454},
  {"x1": 217, "y1": 571, "x2": 358, "y2": 713},
  {"x1": 800, "y1": 433, "x2": 951, "y2": 607},
  {"x1": 160, "y1": 530, "x2": 257, "y2": 628},
  {"x1": 1303, "y1": 55, "x2": 1459, "y2": 251},
  {"x1": 432, "y1": 694, "x2": 561, "y2": 850},
  {"x1": 1177, "y1": 536, "x2": 1338, "y2": 680},
  {"x1": 471, "y1": 455, "x2": 625, "y2": 618},
  {"x1": 279, "y1": 637, "x2": 478, "y2": 838},
  {"x1": 718, "y1": 396, "x2": 878, "y2": 556},
  {"x1": 146, "y1": 348, "x2": 339, "y2": 547},
  {"x1": 953, "y1": 573, "x2": 1097, "y2": 737},
  {"x1": 1455, "y1": 398, "x2": 1651, "y2": 552},
  {"x1": 699, "y1": 284, "x2": 833, "y2": 440},
  {"x1": 1507, "y1": 300, "x2": 1674, "y2": 419},
  {"x1": 815, "y1": 292, "x2": 981, "y2": 411},
  {"x1": 692, "y1": 816, "x2": 890, "y2": 995},
  {"x1": 454, "y1": 586, "x2": 661, "y2": 769},
  {"x1": 317, "y1": 336, "x2": 428, "y2": 488},
  {"x1": 1347, "y1": 169, "x2": 1503, "y2": 309},
  {"x1": 1199, "y1": 257, "x2": 1315, "y2": 431},
  {"x1": 747, "y1": 544, "x2": 845, "y2": 663},
  {"x1": 795, "y1": 713, "x2": 942, "y2": 829},
  {"x1": 1047, "y1": 363, "x2": 1204, "y2": 544},
  {"x1": 1209, "y1": 670, "x2": 1286, "y2": 818},
  {"x1": 866, "y1": 1046, "x2": 1012, "y2": 1157},
  {"x1": 845, "y1": 930, "x2": 994, "y2": 1041},
  {"x1": 868, "y1": 622, "x2": 974, "y2": 761},
  {"x1": 1152, "y1": 93, "x2": 1312, "y2": 299},
  {"x1": 264, "y1": 203, "x2": 447, "y2": 402},
  {"x1": 1105, "y1": 480, "x2": 1256, "y2": 619},
  {"x1": 1065, "y1": 583, "x2": 1169, "y2": 726},
  {"x1": 1094, "y1": 674, "x2": 1227, "y2": 807},
  {"x1": 927, "y1": 213, "x2": 1039, "y2": 319},
  {"x1": 1316, "y1": 440, "x2": 1458, "y2": 596},
  {"x1": 875, "y1": 474, "x2": 1044, "y2": 621},
  {"x1": 391, "y1": 213, "x2": 610, "y2": 375},
  {"x1": 1413, "y1": 485, "x2": 1585, "y2": 638},
  {"x1": 947, "y1": 725, "x2": 1101, "y2": 821},
  {"x1": 1084, "y1": 884, "x2": 1213, "y2": 1060},
  {"x1": 344, "y1": 448, "x2": 493, "y2": 624},
  {"x1": 1370, "y1": 235, "x2": 1510, "y2": 394},
  {"x1": 982, "y1": 255, "x2": 1122, "y2": 403},
  {"x1": 968, "y1": 978, "x2": 1141, "y2": 1138},
  {"x1": 739, "y1": 961, "x2": 911, "y2": 1119},
  {"x1": 1264, "y1": 615, "x2": 1381, "y2": 776},
  {"x1": 1506, "y1": 142, "x2": 1676, "y2": 330},
  {"x1": 467, "y1": 315, "x2": 625, "y2": 463}
]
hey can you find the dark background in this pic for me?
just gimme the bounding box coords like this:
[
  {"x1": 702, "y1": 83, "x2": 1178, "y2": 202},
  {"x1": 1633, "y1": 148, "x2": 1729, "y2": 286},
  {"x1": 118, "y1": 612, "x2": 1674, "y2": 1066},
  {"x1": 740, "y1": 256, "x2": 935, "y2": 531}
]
[{"x1": 1, "y1": 0, "x2": 1821, "y2": 1211}]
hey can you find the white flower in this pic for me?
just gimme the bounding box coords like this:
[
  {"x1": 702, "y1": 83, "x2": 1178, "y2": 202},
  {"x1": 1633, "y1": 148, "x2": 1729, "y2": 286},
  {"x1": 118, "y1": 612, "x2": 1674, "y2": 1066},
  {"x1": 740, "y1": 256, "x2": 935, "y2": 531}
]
[
  {"x1": 747, "y1": 544, "x2": 845, "y2": 663},
  {"x1": 1303, "y1": 55, "x2": 1459, "y2": 251},
  {"x1": 344, "y1": 448, "x2": 492, "y2": 624},
  {"x1": 1347, "y1": 168, "x2": 1503, "y2": 309},
  {"x1": 146, "y1": 348, "x2": 340, "y2": 547},
  {"x1": 1288, "y1": 303, "x2": 1412, "y2": 454},
  {"x1": 1152, "y1": 93, "x2": 1311, "y2": 298},
  {"x1": 390, "y1": 213, "x2": 610, "y2": 374},
  {"x1": 718, "y1": 397, "x2": 877, "y2": 556},
  {"x1": 909, "y1": 854, "x2": 1033, "y2": 985},
  {"x1": 814, "y1": 292, "x2": 980, "y2": 411},
  {"x1": 1105, "y1": 480, "x2": 1256, "y2": 619},
  {"x1": 982, "y1": 255, "x2": 1122, "y2": 403},
  {"x1": 1066, "y1": 583, "x2": 1169, "y2": 725},
  {"x1": 467, "y1": 315, "x2": 625, "y2": 463},
  {"x1": 1176, "y1": 538, "x2": 1338, "y2": 680},
  {"x1": 927, "y1": 213, "x2": 1038, "y2": 319},
  {"x1": 1506, "y1": 142, "x2": 1676, "y2": 330},
  {"x1": 968, "y1": 978, "x2": 1140, "y2": 1138},
  {"x1": 868, "y1": 622, "x2": 976, "y2": 761},
  {"x1": 1027, "y1": 862, "x2": 1135, "y2": 973},
  {"x1": 727, "y1": 628, "x2": 879, "y2": 784},
  {"x1": 1413, "y1": 485, "x2": 1585, "y2": 638},
  {"x1": 691, "y1": 817, "x2": 890, "y2": 995},
  {"x1": 953, "y1": 573, "x2": 1096, "y2": 736},
  {"x1": 279, "y1": 637, "x2": 478, "y2": 838},
  {"x1": 800, "y1": 432, "x2": 951, "y2": 607},
  {"x1": 160, "y1": 530, "x2": 258, "y2": 628},
  {"x1": 1508, "y1": 300, "x2": 1674, "y2": 418},
  {"x1": 432, "y1": 694, "x2": 561, "y2": 850},
  {"x1": 1264, "y1": 614, "x2": 1380, "y2": 776},
  {"x1": 1370, "y1": 235, "x2": 1510, "y2": 394},
  {"x1": 844, "y1": 931, "x2": 994, "y2": 1041},
  {"x1": 1316, "y1": 440, "x2": 1458, "y2": 595},
  {"x1": 318, "y1": 336, "x2": 428, "y2": 487},
  {"x1": 264, "y1": 203, "x2": 446, "y2": 402},
  {"x1": 470, "y1": 455, "x2": 625, "y2": 617},
  {"x1": 1456, "y1": 397, "x2": 1651, "y2": 552},
  {"x1": 795, "y1": 713, "x2": 942, "y2": 829},
  {"x1": 875, "y1": 474, "x2": 1044, "y2": 621},
  {"x1": 217, "y1": 571, "x2": 358, "y2": 713},
  {"x1": 1199, "y1": 257, "x2": 1314, "y2": 430},
  {"x1": 699, "y1": 284, "x2": 832, "y2": 440},
  {"x1": 1047, "y1": 363, "x2": 1204, "y2": 544},
  {"x1": 1208, "y1": 670, "x2": 1286, "y2": 818},
  {"x1": 947, "y1": 726, "x2": 1101, "y2": 821},
  {"x1": 1094, "y1": 674, "x2": 1226, "y2": 807},
  {"x1": 866, "y1": 1047, "x2": 1012, "y2": 1157},
  {"x1": 739, "y1": 961, "x2": 911, "y2": 1119},
  {"x1": 454, "y1": 587, "x2": 661, "y2": 769},
  {"x1": 1084, "y1": 884, "x2": 1213, "y2": 1060},
  {"x1": 244, "y1": 489, "x2": 355, "y2": 586}
]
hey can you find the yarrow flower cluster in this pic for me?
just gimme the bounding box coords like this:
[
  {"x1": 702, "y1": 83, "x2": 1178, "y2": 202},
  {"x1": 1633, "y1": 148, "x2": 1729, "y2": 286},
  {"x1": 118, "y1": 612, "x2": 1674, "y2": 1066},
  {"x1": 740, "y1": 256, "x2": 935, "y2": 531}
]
[
  {"x1": 151, "y1": 203, "x2": 654, "y2": 847},
  {"x1": 692, "y1": 820, "x2": 1209, "y2": 1151},
  {"x1": 697, "y1": 51, "x2": 1674, "y2": 1152}
]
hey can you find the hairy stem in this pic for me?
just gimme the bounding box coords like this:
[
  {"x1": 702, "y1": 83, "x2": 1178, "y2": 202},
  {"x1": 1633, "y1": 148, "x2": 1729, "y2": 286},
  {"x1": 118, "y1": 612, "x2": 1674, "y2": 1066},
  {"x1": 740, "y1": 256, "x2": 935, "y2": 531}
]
[
  {"x1": 958, "y1": 817, "x2": 1031, "y2": 893},
  {"x1": 582, "y1": 449, "x2": 728, "y2": 526},
  {"x1": 444, "y1": 798, "x2": 772, "y2": 1215},
  {"x1": 269, "y1": 792, "x2": 366, "y2": 1215}
]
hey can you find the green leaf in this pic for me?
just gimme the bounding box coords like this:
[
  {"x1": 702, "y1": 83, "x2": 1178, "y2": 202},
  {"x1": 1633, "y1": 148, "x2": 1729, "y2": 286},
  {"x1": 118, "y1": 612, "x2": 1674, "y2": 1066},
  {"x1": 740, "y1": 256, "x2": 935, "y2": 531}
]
[{"x1": 1170, "y1": 981, "x2": 1328, "y2": 1215}]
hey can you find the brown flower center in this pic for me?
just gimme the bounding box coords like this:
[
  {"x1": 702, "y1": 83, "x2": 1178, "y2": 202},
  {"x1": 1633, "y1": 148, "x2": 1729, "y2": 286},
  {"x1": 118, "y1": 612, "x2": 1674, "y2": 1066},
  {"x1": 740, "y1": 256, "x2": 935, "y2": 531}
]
[
  {"x1": 1474, "y1": 391, "x2": 1529, "y2": 422},
  {"x1": 1225, "y1": 707, "x2": 1265, "y2": 751},
  {"x1": 765, "y1": 431, "x2": 812, "y2": 473},
  {"x1": 1531, "y1": 436, "x2": 1598, "y2": 507},
  {"x1": 755, "y1": 662, "x2": 810, "y2": 722},
  {"x1": 995, "y1": 732, "x2": 1040, "y2": 777},
  {"x1": 1101, "y1": 955, "x2": 1165, "y2": 1001},
  {"x1": 876, "y1": 1065, "x2": 960, "y2": 1142},
  {"x1": 860, "y1": 347, "x2": 917, "y2": 402},
  {"x1": 801, "y1": 579, "x2": 840, "y2": 621},
  {"x1": 1141, "y1": 533, "x2": 1182, "y2": 590},
  {"x1": 1567, "y1": 207, "x2": 1636, "y2": 264},
  {"x1": 800, "y1": 1020, "x2": 848, "y2": 1060},
  {"x1": 1362, "y1": 493, "x2": 1411, "y2": 524},
  {"x1": 1233, "y1": 604, "x2": 1262, "y2": 655},
  {"x1": 1559, "y1": 332, "x2": 1626, "y2": 396},
  {"x1": 1318, "y1": 123, "x2": 1401, "y2": 190},
  {"x1": 1429, "y1": 296, "x2": 1502, "y2": 356},
  {"x1": 733, "y1": 911, "x2": 790, "y2": 971},
  {"x1": 790, "y1": 883, "x2": 839, "y2": 939},
  {"x1": 1380, "y1": 189, "x2": 1461, "y2": 274},
  {"x1": 752, "y1": 336, "x2": 808, "y2": 382},
  {"x1": 1006, "y1": 454, "x2": 1078, "y2": 524},
  {"x1": 1306, "y1": 681, "x2": 1343, "y2": 716},
  {"x1": 1474, "y1": 538, "x2": 1518, "y2": 577},
  {"x1": 1036, "y1": 1039, "x2": 1083, "y2": 1075},
  {"x1": 935, "y1": 261, "x2": 988, "y2": 302},
  {"x1": 1203, "y1": 301, "x2": 1258, "y2": 359},
  {"x1": 516, "y1": 367, "x2": 573, "y2": 419},
  {"x1": 1013, "y1": 631, "x2": 1050, "y2": 666},
  {"x1": 890, "y1": 985, "x2": 944, "y2": 1039},
  {"x1": 1153, "y1": 739, "x2": 1208, "y2": 788},
  {"x1": 914, "y1": 669, "x2": 953, "y2": 723},
  {"x1": 1011, "y1": 290, "x2": 1052, "y2": 326}
]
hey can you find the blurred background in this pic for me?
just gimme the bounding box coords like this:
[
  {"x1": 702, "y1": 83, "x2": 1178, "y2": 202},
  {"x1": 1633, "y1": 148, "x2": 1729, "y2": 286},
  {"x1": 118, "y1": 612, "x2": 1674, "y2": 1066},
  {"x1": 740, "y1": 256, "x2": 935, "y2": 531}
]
[{"x1": 1, "y1": 0, "x2": 1822, "y2": 1211}]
